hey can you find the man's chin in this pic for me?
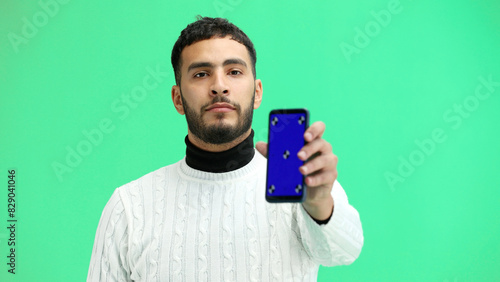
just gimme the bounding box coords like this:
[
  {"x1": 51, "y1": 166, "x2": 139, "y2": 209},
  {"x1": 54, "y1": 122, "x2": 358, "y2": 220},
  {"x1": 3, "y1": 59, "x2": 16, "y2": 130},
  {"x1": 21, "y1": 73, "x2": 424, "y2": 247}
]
[
  {"x1": 205, "y1": 123, "x2": 237, "y2": 135},
  {"x1": 198, "y1": 122, "x2": 250, "y2": 145}
]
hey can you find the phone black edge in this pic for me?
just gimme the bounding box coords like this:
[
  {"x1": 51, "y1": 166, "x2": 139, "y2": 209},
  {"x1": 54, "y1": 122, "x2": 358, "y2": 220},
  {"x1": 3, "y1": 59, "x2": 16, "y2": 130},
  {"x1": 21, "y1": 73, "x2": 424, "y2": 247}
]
[{"x1": 265, "y1": 108, "x2": 309, "y2": 203}]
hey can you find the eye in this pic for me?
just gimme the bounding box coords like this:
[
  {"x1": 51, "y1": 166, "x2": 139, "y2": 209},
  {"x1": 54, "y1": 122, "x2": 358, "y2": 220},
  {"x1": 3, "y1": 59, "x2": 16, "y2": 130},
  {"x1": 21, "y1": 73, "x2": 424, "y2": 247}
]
[
  {"x1": 229, "y1": 70, "x2": 242, "y2": 75},
  {"x1": 194, "y1": 72, "x2": 208, "y2": 78}
]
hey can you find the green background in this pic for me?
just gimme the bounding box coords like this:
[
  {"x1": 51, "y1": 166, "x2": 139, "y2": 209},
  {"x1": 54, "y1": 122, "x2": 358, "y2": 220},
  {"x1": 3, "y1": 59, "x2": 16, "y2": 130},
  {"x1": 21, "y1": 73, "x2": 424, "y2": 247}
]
[{"x1": 1, "y1": 0, "x2": 500, "y2": 281}]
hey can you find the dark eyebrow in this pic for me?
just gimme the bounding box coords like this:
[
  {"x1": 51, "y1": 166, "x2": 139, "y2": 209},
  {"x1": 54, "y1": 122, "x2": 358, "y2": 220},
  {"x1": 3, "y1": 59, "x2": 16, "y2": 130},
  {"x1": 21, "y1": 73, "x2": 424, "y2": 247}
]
[
  {"x1": 187, "y1": 58, "x2": 247, "y2": 73},
  {"x1": 187, "y1": 62, "x2": 214, "y2": 73},
  {"x1": 223, "y1": 58, "x2": 247, "y2": 68}
]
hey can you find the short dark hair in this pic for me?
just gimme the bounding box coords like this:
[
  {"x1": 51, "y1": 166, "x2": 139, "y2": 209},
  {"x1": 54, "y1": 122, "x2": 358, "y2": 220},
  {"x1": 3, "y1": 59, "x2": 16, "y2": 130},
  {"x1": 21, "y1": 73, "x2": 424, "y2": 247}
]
[{"x1": 171, "y1": 16, "x2": 257, "y2": 86}]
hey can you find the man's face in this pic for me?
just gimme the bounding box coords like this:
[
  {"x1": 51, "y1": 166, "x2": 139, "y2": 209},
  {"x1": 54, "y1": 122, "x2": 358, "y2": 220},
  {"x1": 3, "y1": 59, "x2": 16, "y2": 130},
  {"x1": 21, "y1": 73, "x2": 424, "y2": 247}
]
[{"x1": 171, "y1": 36, "x2": 262, "y2": 145}]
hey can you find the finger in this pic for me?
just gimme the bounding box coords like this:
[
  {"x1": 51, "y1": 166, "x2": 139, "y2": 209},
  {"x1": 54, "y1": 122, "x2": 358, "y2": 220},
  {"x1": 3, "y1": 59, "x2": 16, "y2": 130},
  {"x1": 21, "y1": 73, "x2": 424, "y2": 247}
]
[
  {"x1": 304, "y1": 121, "x2": 326, "y2": 142},
  {"x1": 305, "y1": 168, "x2": 338, "y2": 188},
  {"x1": 297, "y1": 138, "x2": 332, "y2": 161},
  {"x1": 299, "y1": 153, "x2": 338, "y2": 176},
  {"x1": 255, "y1": 141, "x2": 268, "y2": 158}
]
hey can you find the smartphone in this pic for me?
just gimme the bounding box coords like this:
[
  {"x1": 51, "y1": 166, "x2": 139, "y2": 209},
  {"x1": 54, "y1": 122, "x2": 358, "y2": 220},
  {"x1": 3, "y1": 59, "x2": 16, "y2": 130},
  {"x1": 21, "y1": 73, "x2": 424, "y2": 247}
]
[{"x1": 265, "y1": 108, "x2": 309, "y2": 203}]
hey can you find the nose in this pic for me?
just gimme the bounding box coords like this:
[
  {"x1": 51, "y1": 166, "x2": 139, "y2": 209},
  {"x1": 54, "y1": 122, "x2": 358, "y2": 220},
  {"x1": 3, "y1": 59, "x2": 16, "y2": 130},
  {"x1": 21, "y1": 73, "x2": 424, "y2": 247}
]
[{"x1": 210, "y1": 70, "x2": 229, "y2": 96}]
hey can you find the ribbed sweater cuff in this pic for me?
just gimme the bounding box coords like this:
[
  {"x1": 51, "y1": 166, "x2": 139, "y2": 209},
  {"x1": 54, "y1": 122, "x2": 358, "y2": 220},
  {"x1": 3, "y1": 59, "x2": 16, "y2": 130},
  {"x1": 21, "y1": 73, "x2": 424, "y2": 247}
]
[{"x1": 298, "y1": 189, "x2": 363, "y2": 266}]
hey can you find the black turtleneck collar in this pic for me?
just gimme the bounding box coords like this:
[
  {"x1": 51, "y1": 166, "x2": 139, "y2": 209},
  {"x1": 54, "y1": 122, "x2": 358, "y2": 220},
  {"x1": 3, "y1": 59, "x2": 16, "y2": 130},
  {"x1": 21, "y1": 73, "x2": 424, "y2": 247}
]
[{"x1": 185, "y1": 130, "x2": 255, "y2": 173}]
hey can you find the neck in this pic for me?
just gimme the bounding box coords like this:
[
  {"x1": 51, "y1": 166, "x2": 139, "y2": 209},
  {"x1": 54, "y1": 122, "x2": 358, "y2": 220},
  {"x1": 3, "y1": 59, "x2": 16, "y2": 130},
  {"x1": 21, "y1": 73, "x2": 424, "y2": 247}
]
[
  {"x1": 185, "y1": 130, "x2": 255, "y2": 172},
  {"x1": 187, "y1": 129, "x2": 252, "y2": 152}
]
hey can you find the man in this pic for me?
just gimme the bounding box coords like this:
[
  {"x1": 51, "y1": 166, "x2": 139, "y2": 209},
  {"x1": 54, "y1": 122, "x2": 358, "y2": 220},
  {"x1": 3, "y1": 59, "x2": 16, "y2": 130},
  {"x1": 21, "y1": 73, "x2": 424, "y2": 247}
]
[{"x1": 88, "y1": 16, "x2": 363, "y2": 281}]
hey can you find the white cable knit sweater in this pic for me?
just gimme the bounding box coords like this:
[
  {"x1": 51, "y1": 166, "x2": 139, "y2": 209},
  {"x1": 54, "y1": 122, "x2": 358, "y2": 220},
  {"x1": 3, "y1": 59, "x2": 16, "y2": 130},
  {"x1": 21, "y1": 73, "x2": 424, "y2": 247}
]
[{"x1": 87, "y1": 151, "x2": 363, "y2": 281}]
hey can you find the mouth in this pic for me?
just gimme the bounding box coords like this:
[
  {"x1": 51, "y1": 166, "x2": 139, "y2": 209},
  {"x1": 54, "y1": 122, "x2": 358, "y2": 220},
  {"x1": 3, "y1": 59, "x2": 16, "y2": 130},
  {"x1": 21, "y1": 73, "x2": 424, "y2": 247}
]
[{"x1": 205, "y1": 102, "x2": 236, "y2": 113}]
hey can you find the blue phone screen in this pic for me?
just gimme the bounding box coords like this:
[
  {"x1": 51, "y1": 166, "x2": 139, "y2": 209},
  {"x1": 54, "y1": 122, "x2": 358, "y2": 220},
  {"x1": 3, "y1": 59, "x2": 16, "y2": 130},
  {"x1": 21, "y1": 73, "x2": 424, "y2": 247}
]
[{"x1": 266, "y1": 111, "x2": 307, "y2": 199}]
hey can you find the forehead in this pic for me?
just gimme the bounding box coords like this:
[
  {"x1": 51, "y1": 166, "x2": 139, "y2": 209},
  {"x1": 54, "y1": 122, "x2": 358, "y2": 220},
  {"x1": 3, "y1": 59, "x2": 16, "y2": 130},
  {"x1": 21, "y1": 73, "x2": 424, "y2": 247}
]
[{"x1": 180, "y1": 36, "x2": 251, "y2": 71}]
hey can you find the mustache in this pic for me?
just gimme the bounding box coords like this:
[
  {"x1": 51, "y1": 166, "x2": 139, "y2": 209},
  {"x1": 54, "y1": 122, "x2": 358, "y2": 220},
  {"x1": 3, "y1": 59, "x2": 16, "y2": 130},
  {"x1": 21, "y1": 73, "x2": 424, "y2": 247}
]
[{"x1": 201, "y1": 96, "x2": 241, "y2": 111}]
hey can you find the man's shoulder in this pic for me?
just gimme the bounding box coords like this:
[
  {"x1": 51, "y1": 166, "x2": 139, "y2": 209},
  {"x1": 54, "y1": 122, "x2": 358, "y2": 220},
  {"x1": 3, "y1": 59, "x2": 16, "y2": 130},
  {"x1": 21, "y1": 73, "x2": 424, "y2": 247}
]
[{"x1": 116, "y1": 158, "x2": 184, "y2": 194}]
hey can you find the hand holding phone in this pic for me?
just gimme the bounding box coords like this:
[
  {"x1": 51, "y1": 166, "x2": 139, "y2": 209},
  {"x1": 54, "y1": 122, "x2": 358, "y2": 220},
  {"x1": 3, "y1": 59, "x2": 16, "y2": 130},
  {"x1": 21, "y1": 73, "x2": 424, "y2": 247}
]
[{"x1": 265, "y1": 109, "x2": 309, "y2": 203}]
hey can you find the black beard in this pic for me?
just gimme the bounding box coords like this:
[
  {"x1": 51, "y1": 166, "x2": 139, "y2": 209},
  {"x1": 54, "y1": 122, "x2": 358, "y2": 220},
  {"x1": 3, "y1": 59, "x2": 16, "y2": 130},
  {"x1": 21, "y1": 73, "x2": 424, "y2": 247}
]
[{"x1": 181, "y1": 91, "x2": 255, "y2": 145}]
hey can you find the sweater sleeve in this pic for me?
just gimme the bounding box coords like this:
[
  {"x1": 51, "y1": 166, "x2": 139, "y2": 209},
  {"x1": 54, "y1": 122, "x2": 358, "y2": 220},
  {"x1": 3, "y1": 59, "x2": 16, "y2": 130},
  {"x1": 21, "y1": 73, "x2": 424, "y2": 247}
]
[
  {"x1": 87, "y1": 189, "x2": 132, "y2": 282},
  {"x1": 296, "y1": 180, "x2": 364, "y2": 266}
]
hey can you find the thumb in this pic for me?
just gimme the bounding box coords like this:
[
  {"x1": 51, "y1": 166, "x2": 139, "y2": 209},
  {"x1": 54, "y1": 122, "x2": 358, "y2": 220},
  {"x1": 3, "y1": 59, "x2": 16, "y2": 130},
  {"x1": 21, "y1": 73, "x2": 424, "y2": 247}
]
[{"x1": 255, "y1": 141, "x2": 268, "y2": 158}]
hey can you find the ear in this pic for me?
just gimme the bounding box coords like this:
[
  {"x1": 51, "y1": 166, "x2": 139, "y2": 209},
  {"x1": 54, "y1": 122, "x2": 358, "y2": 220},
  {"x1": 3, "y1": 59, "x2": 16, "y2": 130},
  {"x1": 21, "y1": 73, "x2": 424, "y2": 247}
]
[
  {"x1": 171, "y1": 85, "x2": 185, "y2": 115},
  {"x1": 253, "y1": 79, "x2": 263, "y2": 109}
]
